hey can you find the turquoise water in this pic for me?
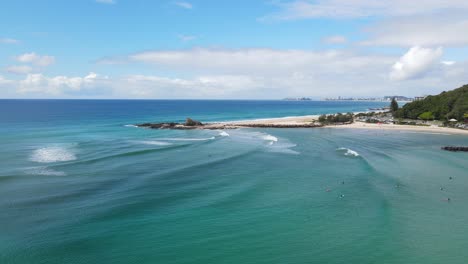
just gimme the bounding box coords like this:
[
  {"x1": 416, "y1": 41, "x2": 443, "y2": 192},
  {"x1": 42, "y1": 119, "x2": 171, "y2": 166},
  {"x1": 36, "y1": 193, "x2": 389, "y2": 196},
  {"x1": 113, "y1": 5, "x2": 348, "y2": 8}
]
[{"x1": 1, "y1": 100, "x2": 468, "y2": 264}]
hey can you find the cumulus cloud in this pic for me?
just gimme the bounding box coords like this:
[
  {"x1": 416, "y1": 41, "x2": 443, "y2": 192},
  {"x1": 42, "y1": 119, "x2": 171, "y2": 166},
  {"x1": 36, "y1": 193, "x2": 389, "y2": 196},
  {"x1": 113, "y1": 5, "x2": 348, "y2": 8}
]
[
  {"x1": 0, "y1": 38, "x2": 20, "y2": 44},
  {"x1": 16, "y1": 52, "x2": 55, "y2": 67},
  {"x1": 174, "y1": 1, "x2": 192, "y2": 9},
  {"x1": 17, "y1": 72, "x2": 106, "y2": 95},
  {"x1": 390, "y1": 46, "x2": 443, "y2": 81},
  {"x1": 5, "y1": 65, "x2": 34, "y2": 75},
  {"x1": 3, "y1": 46, "x2": 466, "y2": 99}
]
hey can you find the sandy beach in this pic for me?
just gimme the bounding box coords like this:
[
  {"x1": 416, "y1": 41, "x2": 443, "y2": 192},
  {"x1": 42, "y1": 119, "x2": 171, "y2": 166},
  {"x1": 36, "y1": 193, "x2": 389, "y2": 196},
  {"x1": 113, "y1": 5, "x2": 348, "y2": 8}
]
[
  {"x1": 211, "y1": 115, "x2": 468, "y2": 135},
  {"x1": 329, "y1": 122, "x2": 468, "y2": 135}
]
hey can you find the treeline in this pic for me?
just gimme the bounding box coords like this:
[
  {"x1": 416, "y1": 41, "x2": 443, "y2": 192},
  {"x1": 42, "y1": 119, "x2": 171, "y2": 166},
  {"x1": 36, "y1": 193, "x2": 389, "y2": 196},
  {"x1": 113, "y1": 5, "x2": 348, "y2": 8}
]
[
  {"x1": 318, "y1": 112, "x2": 354, "y2": 123},
  {"x1": 394, "y1": 84, "x2": 468, "y2": 120}
]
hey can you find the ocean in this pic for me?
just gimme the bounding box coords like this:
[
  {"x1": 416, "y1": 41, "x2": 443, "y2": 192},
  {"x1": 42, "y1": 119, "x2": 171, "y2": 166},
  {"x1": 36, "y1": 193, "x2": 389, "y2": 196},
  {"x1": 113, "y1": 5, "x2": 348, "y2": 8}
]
[{"x1": 1, "y1": 100, "x2": 467, "y2": 264}]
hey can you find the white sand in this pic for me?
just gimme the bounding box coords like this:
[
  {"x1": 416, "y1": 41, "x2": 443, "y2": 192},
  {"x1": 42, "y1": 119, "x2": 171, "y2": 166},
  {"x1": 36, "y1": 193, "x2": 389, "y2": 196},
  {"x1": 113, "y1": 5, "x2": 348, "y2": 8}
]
[
  {"x1": 329, "y1": 122, "x2": 468, "y2": 135},
  {"x1": 214, "y1": 115, "x2": 468, "y2": 135}
]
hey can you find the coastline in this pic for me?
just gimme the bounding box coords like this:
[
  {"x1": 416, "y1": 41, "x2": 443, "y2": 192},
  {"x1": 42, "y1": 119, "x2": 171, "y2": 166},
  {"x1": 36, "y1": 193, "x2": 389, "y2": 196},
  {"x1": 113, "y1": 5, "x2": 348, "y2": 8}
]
[
  {"x1": 328, "y1": 122, "x2": 468, "y2": 135},
  {"x1": 212, "y1": 114, "x2": 468, "y2": 135},
  {"x1": 137, "y1": 113, "x2": 468, "y2": 135}
]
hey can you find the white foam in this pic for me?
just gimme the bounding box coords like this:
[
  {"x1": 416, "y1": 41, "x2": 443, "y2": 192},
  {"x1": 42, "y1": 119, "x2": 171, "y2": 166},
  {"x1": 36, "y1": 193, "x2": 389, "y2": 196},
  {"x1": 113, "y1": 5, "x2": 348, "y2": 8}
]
[
  {"x1": 268, "y1": 143, "x2": 300, "y2": 155},
  {"x1": 124, "y1": 124, "x2": 138, "y2": 128},
  {"x1": 26, "y1": 167, "x2": 66, "y2": 176},
  {"x1": 337, "y1": 147, "x2": 360, "y2": 157},
  {"x1": 138, "y1": 140, "x2": 172, "y2": 146},
  {"x1": 219, "y1": 131, "x2": 230, "y2": 137},
  {"x1": 262, "y1": 134, "x2": 278, "y2": 142},
  {"x1": 159, "y1": 137, "x2": 215, "y2": 141},
  {"x1": 30, "y1": 146, "x2": 77, "y2": 163}
]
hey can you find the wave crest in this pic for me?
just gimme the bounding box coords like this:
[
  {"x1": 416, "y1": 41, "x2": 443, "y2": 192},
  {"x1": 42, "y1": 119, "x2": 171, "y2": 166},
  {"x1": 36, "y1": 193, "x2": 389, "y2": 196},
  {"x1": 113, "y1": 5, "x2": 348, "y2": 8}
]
[
  {"x1": 137, "y1": 140, "x2": 173, "y2": 146},
  {"x1": 219, "y1": 131, "x2": 230, "y2": 137},
  {"x1": 337, "y1": 147, "x2": 360, "y2": 157}
]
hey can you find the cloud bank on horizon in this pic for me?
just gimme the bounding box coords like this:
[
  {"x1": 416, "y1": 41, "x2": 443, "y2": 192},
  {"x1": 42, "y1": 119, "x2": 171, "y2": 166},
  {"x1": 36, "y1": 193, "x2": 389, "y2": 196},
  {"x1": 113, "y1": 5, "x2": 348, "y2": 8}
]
[{"x1": 0, "y1": 0, "x2": 467, "y2": 99}]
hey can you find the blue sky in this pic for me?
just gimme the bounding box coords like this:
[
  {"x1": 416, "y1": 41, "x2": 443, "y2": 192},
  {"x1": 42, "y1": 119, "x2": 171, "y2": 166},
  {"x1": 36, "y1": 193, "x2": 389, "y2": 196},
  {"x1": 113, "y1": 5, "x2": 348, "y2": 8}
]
[{"x1": 1, "y1": 0, "x2": 468, "y2": 99}]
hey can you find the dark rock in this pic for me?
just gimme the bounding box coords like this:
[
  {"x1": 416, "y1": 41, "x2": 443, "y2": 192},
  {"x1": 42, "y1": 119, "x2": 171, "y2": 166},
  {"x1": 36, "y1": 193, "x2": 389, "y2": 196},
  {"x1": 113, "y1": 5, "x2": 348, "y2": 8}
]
[
  {"x1": 185, "y1": 118, "x2": 203, "y2": 126},
  {"x1": 441, "y1": 146, "x2": 468, "y2": 152}
]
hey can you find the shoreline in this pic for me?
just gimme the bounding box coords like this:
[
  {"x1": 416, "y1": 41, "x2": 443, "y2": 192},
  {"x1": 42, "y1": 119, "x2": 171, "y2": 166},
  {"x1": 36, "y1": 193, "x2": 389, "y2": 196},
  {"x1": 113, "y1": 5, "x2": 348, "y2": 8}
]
[
  {"x1": 214, "y1": 114, "x2": 468, "y2": 135},
  {"x1": 137, "y1": 113, "x2": 468, "y2": 135},
  {"x1": 327, "y1": 122, "x2": 468, "y2": 135}
]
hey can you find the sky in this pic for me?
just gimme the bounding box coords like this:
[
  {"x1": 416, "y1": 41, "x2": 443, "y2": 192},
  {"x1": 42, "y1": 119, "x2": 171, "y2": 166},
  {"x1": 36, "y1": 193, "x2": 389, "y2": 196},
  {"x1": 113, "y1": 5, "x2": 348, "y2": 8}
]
[{"x1": 1, "y1": 0, "x2": 468, "y2": 99}]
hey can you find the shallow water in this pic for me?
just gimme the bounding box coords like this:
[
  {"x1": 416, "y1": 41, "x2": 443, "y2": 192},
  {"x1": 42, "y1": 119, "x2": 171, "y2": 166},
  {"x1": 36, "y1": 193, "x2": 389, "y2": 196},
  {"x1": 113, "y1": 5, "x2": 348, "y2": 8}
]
[{"x1": 1, "y1": 100, "x2": 467, "y2": 264}]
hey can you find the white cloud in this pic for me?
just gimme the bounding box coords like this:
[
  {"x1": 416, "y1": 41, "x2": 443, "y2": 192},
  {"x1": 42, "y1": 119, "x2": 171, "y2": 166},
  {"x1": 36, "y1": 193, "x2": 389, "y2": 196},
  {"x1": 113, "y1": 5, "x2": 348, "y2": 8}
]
[
  {"x1": 16, "y1": 52, "x2": 55, "y2": 67},
  {"x1": 5, "y1": 65, "x2": 34, "y2": 75},
  {"x1": 4, "y1": 46, "x2": 466, "y2": 98},
  {"x1": 177, "y1": 34, "x2": 196, "y2": 42},
  {"x1": 17, "y1": 72, "x2": 105, "y2": 95},
  {"x1": 390, "y1": 46, "x2": 443, "y2": 81},
  {"x1": 441, "y1": 61, "x2": 456, "y2": 66},
  {"x1": 174, "y1": 1, "x2": 192, "y2": 9},
  {"x1": 263, "y1": 0, "x2": 468, "y2": 20},
  {"x1": 0, "y1": 75, "x2": 14, "y2": 85},
  {"x1": 96, "y1": 0, "x2": 115, "y2": 4},
  {"x1": 362, "y1": 17, "x2": 468, "y2": 47},
  {"x1": 322, "y1": 35, "x2": 347, "y2": 44},
  {"x1": 127, "y1": 48, "x2": 394, "y2": 76},
  {"x1": 0, "y1": 38, "x2": 20, "y2": 44},
  {"x1": 95, "y1": 47, "x2": 468, "y2": 97}
]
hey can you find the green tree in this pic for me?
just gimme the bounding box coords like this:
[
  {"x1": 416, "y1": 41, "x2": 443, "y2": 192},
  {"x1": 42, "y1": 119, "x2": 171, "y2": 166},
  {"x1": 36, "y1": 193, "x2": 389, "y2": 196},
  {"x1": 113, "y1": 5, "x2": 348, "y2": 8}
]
[
  {"x1": 418, "y1": 111, "x2": 435, "y2": 120},
  {"x1": 390, "y1": 97, "x2": 399, "y2": 113},
  {"x1": 318, "y1": 114, "x2": 326, "y2": 122}
]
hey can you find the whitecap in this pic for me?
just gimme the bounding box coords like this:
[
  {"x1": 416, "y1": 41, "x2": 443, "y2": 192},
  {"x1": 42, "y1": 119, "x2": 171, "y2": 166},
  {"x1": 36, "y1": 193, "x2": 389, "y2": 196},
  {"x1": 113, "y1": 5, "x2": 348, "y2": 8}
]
[
  {"x1": 337, "y1": 147, "x2": 360, "y2": 157},
  {"x1": 219, "y1": 131, "x2": 230, "y2": 137},
  {"x1": 30, "y1": 146, "x2": 77, "y2": 163},
  {"x1": 124, "y1": 124, "x2": 138, "y2": 128},
  {"x1": 138, "y1": 140, "x2": 173, "y2": 146},
  {"x1": 262, "y1": 134, "x2": 278, "y2": 143},
  {"x1": 159, "y1": 137, "x2": 215, "y2": 141},
  {"x1": 26, "y1": 167, "x2": 66, "y2": 176},
  {"x1": 267, "y1": 143, "x2": 300, "y2": 155}
]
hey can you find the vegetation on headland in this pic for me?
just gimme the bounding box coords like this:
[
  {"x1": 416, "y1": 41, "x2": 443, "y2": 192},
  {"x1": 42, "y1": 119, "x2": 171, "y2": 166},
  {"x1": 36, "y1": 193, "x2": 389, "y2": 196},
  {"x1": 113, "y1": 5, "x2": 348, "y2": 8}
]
[
  {"x1": 394, "y1": 84, "x2": 468, "y2": 121},
  {"x1": 390, "y1": 97, "x2": 399, "y2": 113},
  {"x1": 318, "y1": 112, "x2": 354, "y2": 124}
]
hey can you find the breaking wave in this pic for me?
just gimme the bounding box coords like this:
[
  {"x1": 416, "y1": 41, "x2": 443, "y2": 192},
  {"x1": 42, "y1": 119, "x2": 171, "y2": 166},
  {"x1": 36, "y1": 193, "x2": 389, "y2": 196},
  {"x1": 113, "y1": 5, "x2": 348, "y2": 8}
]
[
  {"x1": 337, "y1": 147, "x2": 360, "y2": 157},
  {"x1": 159, "y1": 137, "x2": 215, "y2": 141},
  {"x1": 262, "y1": 134, "x2": 278, "y2": 143},
  {"x1": 219, "y1": 131, "x2": 230, "y2": 137},
  {"x1": 137, "y1": 140, "x2": 173, "y2": 146}
]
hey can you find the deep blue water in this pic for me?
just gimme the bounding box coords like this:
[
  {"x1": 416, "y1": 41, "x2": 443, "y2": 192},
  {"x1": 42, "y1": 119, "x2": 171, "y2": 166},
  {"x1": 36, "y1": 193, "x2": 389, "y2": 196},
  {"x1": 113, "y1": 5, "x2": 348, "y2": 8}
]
[{"x1": 1, "y1": 100, "x2": 468, "y2": 264}]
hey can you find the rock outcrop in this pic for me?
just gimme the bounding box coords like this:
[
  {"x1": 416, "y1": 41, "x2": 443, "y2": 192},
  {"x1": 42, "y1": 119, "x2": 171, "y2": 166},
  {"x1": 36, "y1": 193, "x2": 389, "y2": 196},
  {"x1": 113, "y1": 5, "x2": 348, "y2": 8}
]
[{"x1": 185, "y1": 118, "x2": 203, "y2": 126}]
